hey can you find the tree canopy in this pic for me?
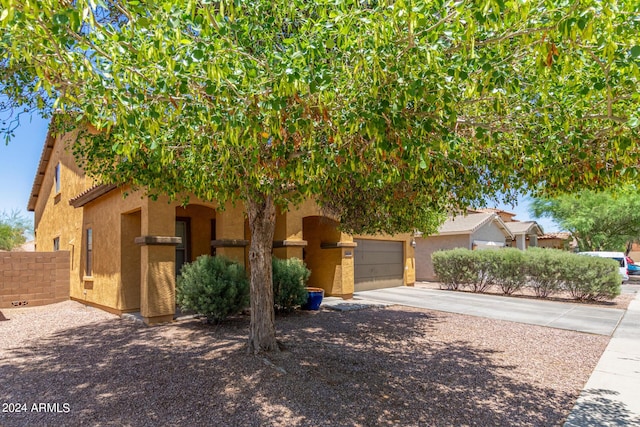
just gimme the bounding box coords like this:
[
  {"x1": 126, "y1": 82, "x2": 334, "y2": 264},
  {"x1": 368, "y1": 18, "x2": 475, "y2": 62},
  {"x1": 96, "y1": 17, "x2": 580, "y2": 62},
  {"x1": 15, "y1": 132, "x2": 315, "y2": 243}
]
[
  {"x1": 531, "y1": 186, "x2": 640, "y2": 252},
  {"x1": 1, "y1": 0, "x2": 639, "y2": 351},
  {"x1": 0, "y1": 210, "x2": 30, "y2": 251}
]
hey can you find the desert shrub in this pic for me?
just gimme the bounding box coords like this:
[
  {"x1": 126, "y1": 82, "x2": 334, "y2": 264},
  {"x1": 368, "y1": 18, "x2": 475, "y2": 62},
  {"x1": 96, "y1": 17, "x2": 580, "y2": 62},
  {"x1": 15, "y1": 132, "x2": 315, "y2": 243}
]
[
  {"x1": 176, "y1": 255, "x2": 250, "y2": 323},
  {"x1": 561, "y1": 254, "x2": 621, "y2": 301},
  {"x1": 524, "y1": 248, "x2": 565, "y2": 298},
  {"x1": 432, "y1": 249, "x2": 478, "y2": 290},
  {"x1": 466, "y1": 250, "x2": 493, "y2": 292},
  {"x1": 486, "y1": 248, "x2": 526, "y2": 295},
  {"x1": 272, "y1": 257, "x2": 311, "y2": 311}
]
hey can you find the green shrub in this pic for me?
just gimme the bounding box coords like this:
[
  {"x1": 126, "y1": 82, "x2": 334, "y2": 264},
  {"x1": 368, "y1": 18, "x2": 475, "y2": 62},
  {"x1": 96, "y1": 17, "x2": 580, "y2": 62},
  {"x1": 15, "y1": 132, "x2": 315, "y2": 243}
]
[
  {"x1": 432, "y1": 248, "x2": 478, "y2": 290},
  {"x1": 524, "y1": 248, "x2": 565, "y2": 298},
  {"x1": 176, "y1": 255, "x2": 250, "y2": 323},
  {"x1": 561, "y1": 254, "x2": 621, "y2": 301},
  {"x1": 486, "y1": 248, "x2": 526, "y2": 295},
  {"x1": 272, "y1": 257, "x2": 311, "y2": 311},
  {"x1": 432, "y1": 247, "x2": 621, "y2": 302}
]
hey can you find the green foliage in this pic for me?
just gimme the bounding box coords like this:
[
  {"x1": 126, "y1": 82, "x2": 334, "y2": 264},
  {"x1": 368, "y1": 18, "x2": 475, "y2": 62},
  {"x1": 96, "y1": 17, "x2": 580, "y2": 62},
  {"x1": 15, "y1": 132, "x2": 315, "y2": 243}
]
[
  {"x1": 2, "y1": 1, "x2": 640, "y2": 232},
  {"x1": 486, "y1": 248, "x2": 527, "y2": 295},
  {"x1": 433, "y1": 248, "x2": 621, "y2": 301},
  {"x1": 562, "y1": 254, "x2": 622, "y2": 301},
  {"x1": 524, "y1": 248, "x2": 566, "y2": 298},
  {"x1": 0, "y1": 210, "x2": 30, "y2": 251},
  {"x1": 531, "y1": 186, "x2": 640, "y2": 252},
  {"x1": 272, "y1": 257, "x2": 310, "y2": 312},
  {"x1": 432, "y1": 248, "x2": 478, "y2": 290},
  {"x1": 176, "y1": 255, "x2": 250, "y2": 323}
]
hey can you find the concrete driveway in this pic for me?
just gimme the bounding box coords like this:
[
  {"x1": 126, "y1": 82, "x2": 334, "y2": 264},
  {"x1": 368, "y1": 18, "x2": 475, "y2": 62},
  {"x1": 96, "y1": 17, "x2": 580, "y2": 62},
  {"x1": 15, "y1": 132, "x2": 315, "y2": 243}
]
[{"x1": 352, "y1": 286, "x2": 625, "y2": 336}]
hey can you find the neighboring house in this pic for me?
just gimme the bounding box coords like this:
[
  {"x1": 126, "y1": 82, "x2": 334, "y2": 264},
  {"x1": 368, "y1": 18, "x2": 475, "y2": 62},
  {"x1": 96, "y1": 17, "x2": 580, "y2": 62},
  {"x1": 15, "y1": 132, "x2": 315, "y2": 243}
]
[
  {"x1": 415, "y1": 212, "x2": 514, "y2": 281},
  {"x1": 29, "y1": 125, "x2": 416, "y2": 324},
  {"x1": 504, "y1": 221, "x2": 544, "y2": 250},
  {"x1": 469, "y1": 208, "x2": 544, "y2": 249},
  {"x1": 537, "y1": 232, "x2": 574, "y2": 250}
]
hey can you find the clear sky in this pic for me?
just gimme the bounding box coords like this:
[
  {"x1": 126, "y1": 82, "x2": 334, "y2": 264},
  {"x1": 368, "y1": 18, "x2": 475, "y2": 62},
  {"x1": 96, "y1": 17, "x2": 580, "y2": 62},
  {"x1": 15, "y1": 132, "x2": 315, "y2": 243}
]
[
  {"x1": 0, "y1": 112, "x2": 50, "y2": 223},
  {"x1": 0, "y1": 111, "x2": 561, "y2": 233}
]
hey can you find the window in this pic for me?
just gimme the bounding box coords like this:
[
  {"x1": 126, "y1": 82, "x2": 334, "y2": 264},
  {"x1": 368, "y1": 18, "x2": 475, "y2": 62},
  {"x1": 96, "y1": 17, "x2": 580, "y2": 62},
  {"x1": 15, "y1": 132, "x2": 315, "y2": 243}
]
[
  {"x1": 86, "y1": 228, "x2": 93, "y2": 276},
  {"x1": 53, "y1": 237, "x2": 60, "y2": 251},
  {"x1": 54, "y1": 162, "x2": 61, "y2": 194}
]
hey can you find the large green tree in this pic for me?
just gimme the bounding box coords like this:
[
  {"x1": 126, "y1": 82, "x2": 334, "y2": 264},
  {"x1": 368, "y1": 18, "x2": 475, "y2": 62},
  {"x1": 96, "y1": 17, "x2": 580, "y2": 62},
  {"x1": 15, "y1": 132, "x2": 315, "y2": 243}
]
[
  {"x1": 531, "y1": 187, "x2": 640, "y2": 252},
  {"x1": 1, "y1": 0, "x2": 639, "y2": 352}
]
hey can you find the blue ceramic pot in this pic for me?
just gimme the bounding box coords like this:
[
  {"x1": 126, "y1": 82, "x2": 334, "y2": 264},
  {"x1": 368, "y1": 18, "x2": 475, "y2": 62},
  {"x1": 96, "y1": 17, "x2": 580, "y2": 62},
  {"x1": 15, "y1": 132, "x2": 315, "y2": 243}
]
[{"x1": 302, "y1": 287, "x2": 324, "y2": 310}]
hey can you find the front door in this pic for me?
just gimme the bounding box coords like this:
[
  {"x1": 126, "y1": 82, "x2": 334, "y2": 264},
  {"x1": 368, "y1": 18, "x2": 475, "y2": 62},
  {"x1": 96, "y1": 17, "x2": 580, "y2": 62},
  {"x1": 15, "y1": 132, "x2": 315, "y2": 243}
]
[{"x1": 175, "y1": 219, "x2": 190, "y2": 276}]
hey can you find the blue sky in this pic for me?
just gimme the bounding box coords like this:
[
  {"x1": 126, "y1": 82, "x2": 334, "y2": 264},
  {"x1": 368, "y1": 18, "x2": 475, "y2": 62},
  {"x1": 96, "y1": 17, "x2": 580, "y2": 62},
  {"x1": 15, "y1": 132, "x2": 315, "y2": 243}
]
[
  {"x1": 0, "y1": 113, "x2": 50, "y2": 222},
  {"x1": 0, "y1": 112, "x2": 561, "y2": 233}
]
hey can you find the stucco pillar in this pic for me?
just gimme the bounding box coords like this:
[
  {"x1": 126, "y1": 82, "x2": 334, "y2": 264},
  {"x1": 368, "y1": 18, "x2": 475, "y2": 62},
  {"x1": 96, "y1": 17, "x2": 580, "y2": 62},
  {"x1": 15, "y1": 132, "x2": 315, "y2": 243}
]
[
  {"x1": 273, "y1": 208, "x2": 306, "y2": 260},
  {"x1": 214, "y1": 203, "x2": 247, "y2": 267},
  {"x1": 138, "y1": 198, "x2": 177, "y2": 325},
  {"x1": 337, "y1": 232, "x2": 356, "y2": 299},
  {"x1": 516, "y1": 235, "x2": 526, "y2": 250},
  {"x1": 405, "y1": 240, "x2": 416, "y2": 286}
]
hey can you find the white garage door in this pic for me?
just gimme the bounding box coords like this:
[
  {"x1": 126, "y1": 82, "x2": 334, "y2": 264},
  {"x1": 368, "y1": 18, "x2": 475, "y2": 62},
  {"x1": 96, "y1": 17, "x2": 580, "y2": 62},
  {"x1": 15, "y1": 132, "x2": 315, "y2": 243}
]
[{"x1": 354, "y1": 239, "x2": 404, "y2": 291}]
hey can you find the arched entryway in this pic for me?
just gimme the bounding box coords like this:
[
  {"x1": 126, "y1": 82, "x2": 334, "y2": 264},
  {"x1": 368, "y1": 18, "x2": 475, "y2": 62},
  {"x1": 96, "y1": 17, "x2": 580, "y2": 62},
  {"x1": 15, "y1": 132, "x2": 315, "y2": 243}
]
[
  {"x1": 302, "y1": 216, "x2": 345, "y2": 296},
  {"x1": 175, "y1": 204, "x2": 216, "y2": 275}
]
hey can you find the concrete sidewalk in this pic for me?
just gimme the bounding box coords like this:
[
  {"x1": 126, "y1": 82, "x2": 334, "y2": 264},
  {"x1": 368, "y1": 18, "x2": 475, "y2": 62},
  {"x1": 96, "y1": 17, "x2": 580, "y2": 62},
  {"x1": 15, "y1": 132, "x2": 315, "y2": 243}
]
[
  {"x1": 351, "y1": 286, "x2": 625, "y2": 336},
  {"x1": 324, "y1": 285, "x2": 640, "y2": 426},
  {"x1": 564, "y1": 292, "x2": 640, "y2": 426}
]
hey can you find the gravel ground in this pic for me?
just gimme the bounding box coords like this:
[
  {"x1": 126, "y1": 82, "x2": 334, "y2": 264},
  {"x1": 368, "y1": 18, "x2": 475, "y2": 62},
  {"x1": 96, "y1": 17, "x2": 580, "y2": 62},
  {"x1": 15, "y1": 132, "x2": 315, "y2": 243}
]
[{"x1": 0, "y1": 300, "x2": 608, "y2": 427}]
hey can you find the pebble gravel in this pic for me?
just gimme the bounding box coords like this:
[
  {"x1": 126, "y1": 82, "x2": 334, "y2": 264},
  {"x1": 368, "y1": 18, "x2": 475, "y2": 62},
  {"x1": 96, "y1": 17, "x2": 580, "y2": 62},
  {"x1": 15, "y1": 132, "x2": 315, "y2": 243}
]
[{"x1": 0, "y1": 300, "x2": 608, "y2": 426}]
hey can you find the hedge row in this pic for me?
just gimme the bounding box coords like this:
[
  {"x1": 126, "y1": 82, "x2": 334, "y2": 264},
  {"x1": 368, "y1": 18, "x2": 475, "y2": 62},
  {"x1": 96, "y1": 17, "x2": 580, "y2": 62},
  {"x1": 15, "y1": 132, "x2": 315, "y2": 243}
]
[
  {"x1": 177, "y1": 255, "x2": 311, "y2": 322},
  {"x1": 432, "y1": 247, "x2": 621, "y2": 301}
]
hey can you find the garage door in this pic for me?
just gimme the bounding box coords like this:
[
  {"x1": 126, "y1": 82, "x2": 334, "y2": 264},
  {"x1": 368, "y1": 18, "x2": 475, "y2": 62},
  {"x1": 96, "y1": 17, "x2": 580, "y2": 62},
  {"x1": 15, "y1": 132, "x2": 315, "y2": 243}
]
[{"x1": 354, "y1": 239, "x2": 404, "y2": 291}]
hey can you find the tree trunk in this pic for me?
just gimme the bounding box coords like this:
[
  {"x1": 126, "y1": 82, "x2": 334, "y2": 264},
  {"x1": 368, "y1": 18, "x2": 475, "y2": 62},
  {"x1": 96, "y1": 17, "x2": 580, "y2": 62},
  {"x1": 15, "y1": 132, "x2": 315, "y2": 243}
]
[{"x1": 245, "y1": 193, "x2": 279, "y2": 353}]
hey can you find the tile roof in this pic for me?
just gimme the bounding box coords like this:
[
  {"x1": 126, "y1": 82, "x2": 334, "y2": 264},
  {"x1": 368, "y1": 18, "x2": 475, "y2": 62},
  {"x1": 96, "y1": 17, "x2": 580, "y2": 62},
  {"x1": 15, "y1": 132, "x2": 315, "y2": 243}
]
[
  {"x1": 504, "y1": 221, "x2": 544, "y2": 236},
  {"x1": 437, "y1": 212, "x2": 514, "y2": 239},
  {"x1": 27, "y1": 125, "x2": 55, "y2": 212},
  {"x1": 538, "y1": 232, "x2": 572, "y2": 240},
  {"x1": 69, "y1": 184, "x2": 118, "y2": 208}
]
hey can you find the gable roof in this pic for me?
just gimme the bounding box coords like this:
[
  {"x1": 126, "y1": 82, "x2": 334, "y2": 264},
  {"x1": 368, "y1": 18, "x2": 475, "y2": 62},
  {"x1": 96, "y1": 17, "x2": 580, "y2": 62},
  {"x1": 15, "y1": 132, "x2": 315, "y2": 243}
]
[
  {"x1": 437, "y1": 212, "x2": 514, "y2": 239},
  {"x1": 504, "y1": 221, "x2": 544, "y2": 236},
  {"x1": 27, "y1": 124, "x2": 55, "y2": 212}
]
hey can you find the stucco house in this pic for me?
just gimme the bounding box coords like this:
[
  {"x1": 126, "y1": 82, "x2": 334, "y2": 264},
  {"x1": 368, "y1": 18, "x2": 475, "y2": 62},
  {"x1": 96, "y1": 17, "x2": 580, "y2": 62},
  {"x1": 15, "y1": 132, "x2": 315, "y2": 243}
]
[
  {"x1": 415, "y1": 208, "x2": 545, "y2": 281},
  {"x1": 29, "y1": 126, "x2": 416, "y2": 324},
  {"x1": 415, "y1": 212, "x2": 514, "y2": 281},
  {"x1": 504, "y1": 221, "x2": 544, "y2": 249}
]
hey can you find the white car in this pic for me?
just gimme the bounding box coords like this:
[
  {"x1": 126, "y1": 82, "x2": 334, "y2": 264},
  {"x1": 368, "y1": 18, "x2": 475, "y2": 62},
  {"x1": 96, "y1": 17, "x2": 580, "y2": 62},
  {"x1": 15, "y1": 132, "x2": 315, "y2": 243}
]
[{"x1": 578, "y1": 251, "x2": 629, "y2": 282}]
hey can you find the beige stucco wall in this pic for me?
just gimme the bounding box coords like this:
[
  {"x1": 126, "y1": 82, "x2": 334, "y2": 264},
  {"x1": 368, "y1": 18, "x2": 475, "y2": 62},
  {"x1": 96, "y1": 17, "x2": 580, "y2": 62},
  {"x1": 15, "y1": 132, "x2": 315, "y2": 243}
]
[
  {"x1": 473, "y1": 222, "x2": 509, "y2": 244},
  {"x1": 415, "y1": 234, "x2": 471, "y2": 281},
  {"x1": 80, "y1": 186, "x2": 146, "y2": 312},
  {"x1": 32, "y1": 130, "x2": 93, "y2": 305}
]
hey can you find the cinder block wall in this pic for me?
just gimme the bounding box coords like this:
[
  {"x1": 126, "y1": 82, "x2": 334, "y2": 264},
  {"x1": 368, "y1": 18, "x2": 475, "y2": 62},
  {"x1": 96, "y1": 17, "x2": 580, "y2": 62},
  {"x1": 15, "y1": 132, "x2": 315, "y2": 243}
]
[{"x1": 0, "y1": 251, "x2": 70, "y2": 308}]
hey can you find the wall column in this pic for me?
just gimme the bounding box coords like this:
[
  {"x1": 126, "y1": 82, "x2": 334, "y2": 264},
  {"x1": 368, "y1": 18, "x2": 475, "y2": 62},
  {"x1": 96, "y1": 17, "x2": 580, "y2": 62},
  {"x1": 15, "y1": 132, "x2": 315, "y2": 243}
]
[
  {"x1": 137, "y1": 198, "x2": 178, "y2": 325},
  {"x1": 214, "y1": 203, "x2": 248, "y2": 267},
  {"x1": 273, "y1": 207, "x2": 306, "y2": 260}
]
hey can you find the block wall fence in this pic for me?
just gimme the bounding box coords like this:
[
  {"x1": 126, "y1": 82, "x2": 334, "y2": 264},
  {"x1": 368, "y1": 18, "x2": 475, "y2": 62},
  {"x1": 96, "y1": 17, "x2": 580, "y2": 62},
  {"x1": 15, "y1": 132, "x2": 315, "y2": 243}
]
[{"x1": 0, "y1": 251, "x2": 70, "y2": 309}]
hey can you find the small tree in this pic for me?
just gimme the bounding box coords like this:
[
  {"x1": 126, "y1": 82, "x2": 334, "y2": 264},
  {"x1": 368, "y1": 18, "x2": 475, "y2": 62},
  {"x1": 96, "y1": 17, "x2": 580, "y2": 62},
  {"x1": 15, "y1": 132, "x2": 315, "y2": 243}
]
[{"x1": 0, "y1": 210, "x2": 31, "y2": 251}]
